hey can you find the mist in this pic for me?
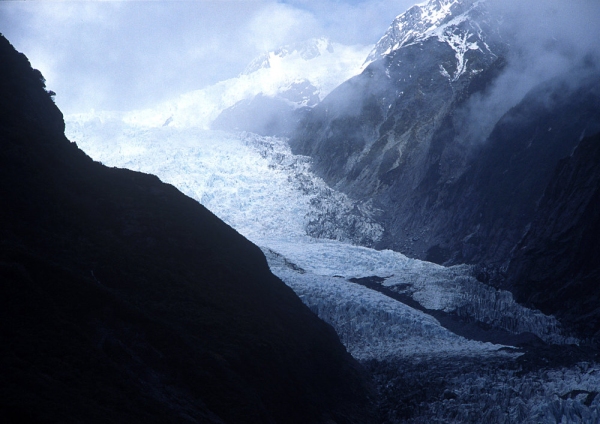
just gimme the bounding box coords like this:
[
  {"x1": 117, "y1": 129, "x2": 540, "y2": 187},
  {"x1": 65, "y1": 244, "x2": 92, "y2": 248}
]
[
  {"x1": 457, "y1": 0, "x2": 600, "y2": 145},
  {"x1": 0, "y1": 0, "x2": 414, "y2": 115},
  {"x1": 2, "y1": 0, "x2": 596, "y2": 125}
]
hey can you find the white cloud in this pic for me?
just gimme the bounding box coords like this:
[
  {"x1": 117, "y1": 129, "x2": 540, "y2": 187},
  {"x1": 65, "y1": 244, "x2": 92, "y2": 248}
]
[
  {"x1": 247, "y1": 3, "x2": 321, "y2": 51},
  {"x1": 0, "y1": 0, "x2": 413, "y2": 113}
]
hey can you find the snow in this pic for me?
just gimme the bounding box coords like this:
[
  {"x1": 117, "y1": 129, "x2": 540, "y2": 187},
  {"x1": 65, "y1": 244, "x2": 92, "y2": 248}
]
[
  {"x1": 69, "y1": 38, "x2": 371, "y2": 131},
  {"x1": 430, "y1": 7, "x2": 483, "y2": 80},
  {"x1": 365, "y1": 0, "x2": 492, "y2": 83},
  {"x1": 365, "y1": 0, "x2": 470, "y2": 64}
]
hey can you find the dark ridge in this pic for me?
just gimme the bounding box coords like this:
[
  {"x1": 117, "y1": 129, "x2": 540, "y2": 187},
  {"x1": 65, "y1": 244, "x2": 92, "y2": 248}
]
[
  {"x1": 507, "y1": 132, "x2": 600, "y2": 342},
  {"x1": 290, "y1": 15, "x2": 600, "y2": 271},
  {"x1": 0, "y1": 34, "x2": 375, "y2": 424}
]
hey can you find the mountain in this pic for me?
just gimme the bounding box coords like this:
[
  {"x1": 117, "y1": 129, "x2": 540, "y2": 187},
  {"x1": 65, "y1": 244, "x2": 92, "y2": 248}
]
[
  {"x1": 92, "y1": 37, "x2": 370, "y2": 132},
  {"x1": 44, "y1": 3, "x2": 600, "y2": 418},
  {"x1": 0, "y1": 34, "x2": 375, "y2": 423},
  {"x1": 289, "y1": 0, "x2": 600, "y2": 339},
  {"x1": 507, "y1": 132, "x2": 600, "y2": 340},
  {"x1": 290, "y1": 0, "x2": 506, "y2": 255},
  {"x1": 417, "y1": 70, "x2": 600, "y2": 266},
  {"x1": 211, "y1": 38, "x2": 367, "y2": 136},
  {"x1": 289, "y1": 0, "x2": 600, "y2": 263},
  {"x1": 363, "y1": 0, "x2": 482, "y2": 66}
]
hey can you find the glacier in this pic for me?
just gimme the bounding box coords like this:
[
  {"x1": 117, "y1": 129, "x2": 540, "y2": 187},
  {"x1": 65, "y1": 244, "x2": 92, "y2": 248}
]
[
  {"x1": 66, "y1": 114, "x2": 576, "y2": 360},
  {"x1": 65, "y1": 11, "x2": 599, "y2": 418}
]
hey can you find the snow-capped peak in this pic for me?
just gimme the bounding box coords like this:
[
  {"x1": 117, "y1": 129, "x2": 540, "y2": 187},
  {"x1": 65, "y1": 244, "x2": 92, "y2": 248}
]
[
  {"x1": 70, "y1": 38, "x2": 371, "y2": 130},
  {"x1": 364, "y1": 0, "x2": 480, "y2": 65}
]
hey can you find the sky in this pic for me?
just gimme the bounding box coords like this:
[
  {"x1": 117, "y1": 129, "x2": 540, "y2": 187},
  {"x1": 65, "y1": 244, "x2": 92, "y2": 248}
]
[
  {"x1": 0, "y1": 0, "x2": 415, "y2": 114},
  {"x1": 2, "y1": 0, "x2": 598, "y2": 118}
]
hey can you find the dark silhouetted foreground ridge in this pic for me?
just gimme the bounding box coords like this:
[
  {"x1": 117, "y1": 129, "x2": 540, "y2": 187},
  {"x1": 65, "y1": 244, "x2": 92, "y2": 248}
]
[{"x1": 0, "y1": 34, "x2": 374, "y2": 424}]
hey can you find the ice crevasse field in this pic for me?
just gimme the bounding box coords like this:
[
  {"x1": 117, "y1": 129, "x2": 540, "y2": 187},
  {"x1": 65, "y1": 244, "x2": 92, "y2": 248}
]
[
  {"x1": 58, "y1": 8, "x2": 600, "y2": 420},
  {"x1": 66, "y1": 115, "x2": 575, "y2": 360},
  {"x1": 65, "y1": 91, "x2": 600, "y2": 422}
]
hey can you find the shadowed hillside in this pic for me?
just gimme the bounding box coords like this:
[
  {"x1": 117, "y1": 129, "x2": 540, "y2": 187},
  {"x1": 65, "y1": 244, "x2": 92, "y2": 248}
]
[
  {"x1": 0, "y1": 34, "x2": 374, "y2": 424},
  {"x1": 508, "y1": 132, "x2": 600, "y2": 341}
]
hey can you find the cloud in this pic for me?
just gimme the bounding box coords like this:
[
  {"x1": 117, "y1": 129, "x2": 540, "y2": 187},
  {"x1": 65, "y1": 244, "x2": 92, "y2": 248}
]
[
  {"x1": 0, "y1": 1, "x2": 270, "y2": 113},
  {"x1": 456, "y1": 0, "x2": 600, "y2": 144},
  {"x1": 281, "y1": 0, "x2": 415, "y2": 44},
  {"x1": 247, "y1": 4, "x2": 321, "y2": 51},
  {"x1": 0, "y1": 0, "x2": 410, "y2": 114}
]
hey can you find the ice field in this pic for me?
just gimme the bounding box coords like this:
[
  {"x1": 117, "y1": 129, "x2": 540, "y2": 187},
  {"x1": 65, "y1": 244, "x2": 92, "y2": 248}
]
[{"x1": 67, "y1": 118, "x2": 576, "y2": 360}]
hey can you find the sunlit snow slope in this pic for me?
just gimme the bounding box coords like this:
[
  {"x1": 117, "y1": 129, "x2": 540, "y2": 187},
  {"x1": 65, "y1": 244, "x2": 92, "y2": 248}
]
[
  {"x1": 67, "y1": 114, "x2": 576, "y2": 360},
  {"x1": 86, "y1": 38, "x2": 371, "y2": 130},
  {"x1": 364, "y1": 0, "x2": 489, "y2": 82}
]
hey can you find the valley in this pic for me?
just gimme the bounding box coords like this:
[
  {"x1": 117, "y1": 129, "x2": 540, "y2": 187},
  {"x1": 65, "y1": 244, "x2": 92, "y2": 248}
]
[
  {"x1": 66, "y1": 116, "x2": 599, "y2": 422},
  {"x1": 3, "y1": 0, "x2": 599, "y2": 421}
]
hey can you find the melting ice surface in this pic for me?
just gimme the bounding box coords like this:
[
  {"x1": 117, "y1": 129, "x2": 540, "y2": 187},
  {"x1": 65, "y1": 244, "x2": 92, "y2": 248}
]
[{"x1": 67, "y1": 116, "x2": 576, "y2": 360}]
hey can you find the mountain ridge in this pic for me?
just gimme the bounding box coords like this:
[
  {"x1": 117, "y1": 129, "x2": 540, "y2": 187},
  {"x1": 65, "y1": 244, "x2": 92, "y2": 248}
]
[
  {"x1": 288, "y1": 0, "x2": 600, "y2": 339},
  {"x1": 364, "y1": 0, "x2": 480, "y2": 66},
  {"x1": 0, "y1": 33, "x2": 375, "y2": 423}
]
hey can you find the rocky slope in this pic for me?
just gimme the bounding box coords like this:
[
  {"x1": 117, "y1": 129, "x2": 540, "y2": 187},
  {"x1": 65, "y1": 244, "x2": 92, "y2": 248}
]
[
  {"x1": 289, "y1": 0, "x2": 600, "y2": 340},
  {"x1": 290, "y1": 0, "x2": 507, "y2": 258},
  {"x1": 508, "y1": 132, "x2": 600, "y2": 341},
  {"x1": 414, "y1": 71, "x2": 600, "y2": 266},
  {"x1": 290, "y1": 0, "x2": 600, "y2": 268},
  {"x1": 0, "y1": 34, "x2": 374, "y2": 423}
]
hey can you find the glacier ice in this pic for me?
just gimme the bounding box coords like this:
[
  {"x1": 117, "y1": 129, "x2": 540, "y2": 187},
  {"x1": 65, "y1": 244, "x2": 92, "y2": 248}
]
[
  {"x1": 61, "y1": 8, "x2": 599, "y2": 421},
  {"x1": 67, "y1": 111, "x2": 577, "y2": 361},
  {"x1": 266, "y1": 249, "x2": 507, "y2": 360}
]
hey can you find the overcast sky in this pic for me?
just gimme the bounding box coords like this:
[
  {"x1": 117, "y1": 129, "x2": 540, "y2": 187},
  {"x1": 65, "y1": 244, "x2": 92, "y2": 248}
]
[
  {"x1": 0, "y1": 0, "x2": 415, "y2": 114},
  {"x1": 2, "y1": 0, "x2": 599, "y2": 116}
]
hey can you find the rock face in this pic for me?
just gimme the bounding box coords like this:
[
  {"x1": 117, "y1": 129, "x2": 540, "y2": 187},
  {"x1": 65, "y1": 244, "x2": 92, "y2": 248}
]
[
  {"x1": 290, "y1": 0, "x2": 506, "y2": 258},
  {"x1": 288, "y1": 0, "x2": 600, "y2": 339},
  {"x1": 507, "y1": 132, "x2": 600, "y2": 341},
  {"x1": 0, "y1": 35, "x2": 374, "y2": 423},
  {"x1": 416, "y1": 72, "x2": 600, "y2": 266},
  {"x1": 290, "y1": 0, "x2": 600, "y2": 268}
]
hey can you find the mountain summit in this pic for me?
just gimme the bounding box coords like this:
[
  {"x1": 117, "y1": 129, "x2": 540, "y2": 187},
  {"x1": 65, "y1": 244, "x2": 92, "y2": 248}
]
[
  {"x1": 365, "y1": 0, "x2": 481, "y2": 67},
  {"x1": 290, "y1": 0, "x2": 600, "y2": 339},
  {"x1": 243, "y1": 37, "x2": 336, "y2": 75}
]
